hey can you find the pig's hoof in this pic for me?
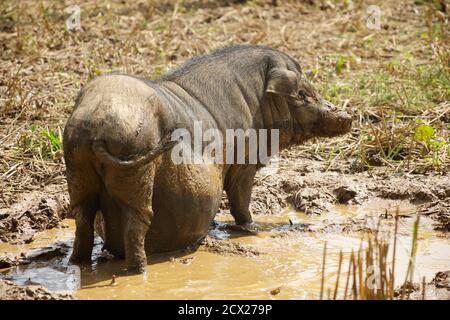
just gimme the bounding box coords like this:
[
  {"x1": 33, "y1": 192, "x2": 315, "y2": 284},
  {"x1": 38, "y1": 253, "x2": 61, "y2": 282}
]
[
  {"x1": 228, "y1": 223, "x2": 257, "y2": 235},
  {"x1": 69, "y1": 254, "x2": 92, "y2": 265}
]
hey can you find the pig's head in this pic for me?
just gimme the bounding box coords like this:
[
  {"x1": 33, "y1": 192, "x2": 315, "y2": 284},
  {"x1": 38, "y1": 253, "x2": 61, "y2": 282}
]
[
  {"x1": 289, "y1": 77, "x2": 352, "y2": 143},
  {"x1": 264, "y1": 54, "x2": 352, "y2": 144}
]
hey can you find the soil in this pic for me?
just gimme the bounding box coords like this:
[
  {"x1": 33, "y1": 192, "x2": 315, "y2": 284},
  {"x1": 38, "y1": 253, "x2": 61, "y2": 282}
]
[
  {"x1": 431, "y1": 270, "x2": 450, "y2": 289},
  {"x1": 1, "y1": 151, "x2": 448, "y2": 298},
  {"x1": 0, "y1": 279, "x2": 72, "y2": 300},
  {"x1": 394, "y1": 271, "x2": 450, "y2": 300},
  {"x1": 200, "y1": 235, "x2": 262, "y2": 256},
  {"x1": 0, "y1": 184, "x2": 69, "y2": 244},
  {"x1": 2, "y1": 153, "x2": 447, "y2": 248},
  {"x1": 3, "y1": 147, "x2": 446, "y2": 250},
  {"x1": 0, "y1": 254, "x2": 25, "y2": 269},
  {"x1": 0, "y1": 0, "x2": 448, "y2": 300},
  {"x1": 226, "y1": 153, "x2": 450, "y2": 232}
]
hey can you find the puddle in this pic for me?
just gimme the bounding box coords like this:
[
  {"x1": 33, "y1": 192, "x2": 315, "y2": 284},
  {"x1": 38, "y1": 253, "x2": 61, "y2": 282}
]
[{"x1": 1, "y1": 200, "x2": 449, "y2": 299}]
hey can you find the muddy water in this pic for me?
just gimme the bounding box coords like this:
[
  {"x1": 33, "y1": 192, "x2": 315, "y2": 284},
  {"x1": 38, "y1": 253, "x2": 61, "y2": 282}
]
[{"x1": 1, "y1": 200, "x2": 449, "y2": 299}]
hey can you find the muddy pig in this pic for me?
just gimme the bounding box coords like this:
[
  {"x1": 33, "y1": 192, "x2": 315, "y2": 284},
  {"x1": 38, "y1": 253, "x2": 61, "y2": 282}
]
[{"x1": 63, "y1": 45, "x2": 352, "y2": 273}]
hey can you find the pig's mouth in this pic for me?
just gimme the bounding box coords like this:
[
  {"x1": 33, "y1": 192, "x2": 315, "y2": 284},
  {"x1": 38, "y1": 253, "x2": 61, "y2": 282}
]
[{"x1": 288, "y1": 99, "x2": 353, "y2": 143}]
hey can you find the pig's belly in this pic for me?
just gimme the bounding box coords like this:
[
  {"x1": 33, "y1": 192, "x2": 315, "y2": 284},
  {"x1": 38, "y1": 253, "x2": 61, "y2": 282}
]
[{"x1": 145, "y1": 161, "x2": 223, "y2": 253}]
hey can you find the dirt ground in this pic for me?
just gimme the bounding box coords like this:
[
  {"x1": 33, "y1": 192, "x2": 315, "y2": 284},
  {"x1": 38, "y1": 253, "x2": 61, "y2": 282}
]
[
  {"x1": 1, "y1": 151, "x2": 448, "y2": 245},
  {"x1": 243, "y1": 154, "x2": 450, "y2": 231},
  {"x1": 0, "y1": 279, "x2": 72, "y2": 300},
  {"x1": 0, "y1": 185, "x2": 69, "y2": 244},
  {"x1": 0, "y1": 0, "x2": 448, "y2": 299}
]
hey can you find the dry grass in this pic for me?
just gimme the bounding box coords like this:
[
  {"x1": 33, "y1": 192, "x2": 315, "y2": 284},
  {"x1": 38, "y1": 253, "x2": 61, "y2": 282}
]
[
  {"x1": 320, "y1": 210, "x2": 425, "y2": 300},
  {"x1": 0, "y1": 0, "x2": 448, "y2": 207}
]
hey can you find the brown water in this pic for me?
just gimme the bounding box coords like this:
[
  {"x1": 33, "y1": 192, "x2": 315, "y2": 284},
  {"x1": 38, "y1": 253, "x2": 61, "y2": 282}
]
[{"x1": 1, "y1": 200, "x2": 449, "y2": 299}]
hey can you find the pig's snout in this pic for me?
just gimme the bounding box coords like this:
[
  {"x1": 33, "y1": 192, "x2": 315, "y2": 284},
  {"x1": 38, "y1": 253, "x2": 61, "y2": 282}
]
[
  {"x1": 318, "y1": 110, "x2": 353, "y2": 137},
  {"x1": 320, "y1": 99, "x2": 352, "y2": 135},
  {"x1": 336, "y1": 111, "x2": 352, "y2": 134}
]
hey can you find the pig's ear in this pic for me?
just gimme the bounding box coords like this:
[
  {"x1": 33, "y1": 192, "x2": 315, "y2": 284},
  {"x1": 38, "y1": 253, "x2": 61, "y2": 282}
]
[{"x1": 265, "y1": 68, "x2": 299, "y2": 98}]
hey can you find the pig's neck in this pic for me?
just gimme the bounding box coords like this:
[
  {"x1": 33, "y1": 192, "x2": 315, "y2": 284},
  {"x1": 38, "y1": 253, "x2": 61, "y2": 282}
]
[{"x1": 157, "y1": 60, "x2": 269, "y2": 132}]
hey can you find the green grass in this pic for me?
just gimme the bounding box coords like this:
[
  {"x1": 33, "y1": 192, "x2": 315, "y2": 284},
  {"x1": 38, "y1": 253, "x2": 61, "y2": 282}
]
[
  {"x1": 17, "y1": 125, "x2": 62, "y2": 160},
  {"x1": 316, "y1": 50, "x2": 449, "y2": 171}
]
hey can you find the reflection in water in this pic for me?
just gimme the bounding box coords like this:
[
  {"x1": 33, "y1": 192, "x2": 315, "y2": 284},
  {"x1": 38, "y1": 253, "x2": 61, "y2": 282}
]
[{"x1": 1, "y1": 200, "x2": 449, "y2": 299}]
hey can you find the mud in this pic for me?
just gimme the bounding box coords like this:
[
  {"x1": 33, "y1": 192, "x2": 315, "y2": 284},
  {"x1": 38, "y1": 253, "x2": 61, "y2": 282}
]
[
  {"x1": 0, "y1": 155, "x2": 449, "y2": 299},
  {"x1": 394, "y1": 272, "x2": 450, "y2": 300},
  {"x1": 431, "y1": 271, "x2": 450, "y2": 289},
  {"x1": 238, "y1": 155, "x2": 450, "y2": 232},
  {"x1": 418, "y1": 201, "x2": 450, "y2": 232},
  {"x1": 200, "y1": 235, "x2": 261, "y2": 257},
  {"x1": 0, "y1": 254, "x2": 26, "y2": 269},
  {"x1": 0, "y1": 0, "x2": 448, "y2": 300},
  {"x1": 5, "y1": 154, "x2": 446, "y2": 245},
  {"x1": 0, "y1": 184, "x2": 69, "y2": 244},
  {"x1": 1, "y1": 206, "x2": 449, "y2": 300},
  {"x1": 0, "y1": 279, "x2": 72, "y2": 300}
]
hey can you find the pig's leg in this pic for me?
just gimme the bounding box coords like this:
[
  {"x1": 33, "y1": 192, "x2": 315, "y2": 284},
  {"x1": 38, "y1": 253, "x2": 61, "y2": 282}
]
[
  {"x1": 225, "y1": 165, "x2": 257, "y2": 228},
  {"x1": 123, "y1": 207, "x2": 151, "y2": 273},
  {"x1": 111, "y1": 165, "x2": 156, "y2": 274},
  {"x1": 70, "y1": 199, "x2": 97, "y2": 263},
  {"x1": 98, "y1": 193, "x2": 126, "y2": 258},
  {"x1": 66, "y1": 162, "x2": 100, "y2": 264}
]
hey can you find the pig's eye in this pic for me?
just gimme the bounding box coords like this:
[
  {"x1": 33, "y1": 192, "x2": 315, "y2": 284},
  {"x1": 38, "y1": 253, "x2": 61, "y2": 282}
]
[{"x1": 298, "y1": 91, "x2": 307, "y2": 101}]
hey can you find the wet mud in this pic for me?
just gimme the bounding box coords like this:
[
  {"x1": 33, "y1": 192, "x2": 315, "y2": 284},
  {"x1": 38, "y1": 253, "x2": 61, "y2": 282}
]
[
  {"x1": 0, "y1": 184, "x2": 69, "y2": 244},
  {"x1": 236, "y1": 157, "x2": 450, "y2": 232},
  {"x1": 1, "y1": 157, "x2": 449, "y2": 299},
  {"x1": 0, "y1": 279, "x2": 72, "y2": 300},
  {"x1": 1, "y1": 201, "x2": 449, "y2": 299}
]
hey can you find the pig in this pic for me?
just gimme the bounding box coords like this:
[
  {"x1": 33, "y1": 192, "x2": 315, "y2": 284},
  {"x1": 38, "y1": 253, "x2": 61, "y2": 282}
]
[{"x1": 63, "y1": 45, "x2": 352, "y2": 273}]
